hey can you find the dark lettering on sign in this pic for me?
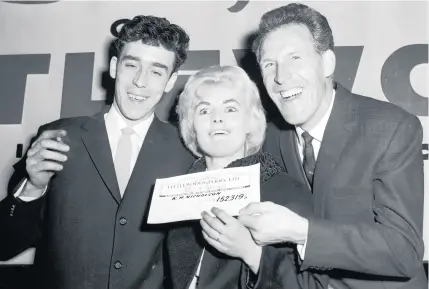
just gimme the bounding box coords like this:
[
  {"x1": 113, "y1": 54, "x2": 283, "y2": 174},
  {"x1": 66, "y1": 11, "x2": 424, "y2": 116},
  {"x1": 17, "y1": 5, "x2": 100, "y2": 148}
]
[
  {"x1": 3, "y1": 1, "x2": 58, "y2": 4},
  {"x1": 0, "y1": 54, "x2": 50, "y2": 124},
  {"x1": 333, "y1": 46, "x2": 364, "y2": 91},
  {"x1": 228, "y1": 1, "x2": 250, "y2": 13},
  {"x1": 60, "y1": 52, "x2": 105, "y2": 118},
  {"x1": 423, "y1": 144, "x2": 428, "y2": 161},
  {"x1": 6, "y1": 1, "x2": 249, "y2": 13},
  {"x1": 0, "y1": 45, "x2": 427, "y2": 125},
  {"x1": 381, "y1": 44, "x2": 428, "y2": 116}
]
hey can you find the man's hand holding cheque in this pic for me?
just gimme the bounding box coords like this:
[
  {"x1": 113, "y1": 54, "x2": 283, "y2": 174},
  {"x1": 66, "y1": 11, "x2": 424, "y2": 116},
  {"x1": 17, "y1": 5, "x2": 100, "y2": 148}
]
[{"x1": 239, "y1": 202, "x2": 309, "y2": 246}]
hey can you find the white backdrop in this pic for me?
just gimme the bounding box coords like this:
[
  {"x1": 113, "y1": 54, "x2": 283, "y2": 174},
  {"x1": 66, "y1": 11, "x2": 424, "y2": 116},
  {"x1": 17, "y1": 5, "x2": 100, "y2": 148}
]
[{"x1": 0, "y1": 0, "x2": 427, "y2": 264}]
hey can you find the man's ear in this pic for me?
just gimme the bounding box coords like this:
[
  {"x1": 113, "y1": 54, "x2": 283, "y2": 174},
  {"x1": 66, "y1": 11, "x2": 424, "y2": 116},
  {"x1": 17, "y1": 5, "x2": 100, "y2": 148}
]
[
  {"x1": 322, "y1": 49, "x2": 336, "y2": 78},
  {"x1": 164, "y1": 72, "x2": 178, "y2": 92},
  {"x1": 109, "y1": 56, "x2": 118, "y2": 79}
]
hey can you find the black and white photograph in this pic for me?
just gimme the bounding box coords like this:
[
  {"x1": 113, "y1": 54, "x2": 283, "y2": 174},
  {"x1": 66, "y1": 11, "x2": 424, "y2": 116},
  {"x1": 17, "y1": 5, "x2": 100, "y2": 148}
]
[{"x1": 0, "y1": 1, "x2": 427, "y2": 289}]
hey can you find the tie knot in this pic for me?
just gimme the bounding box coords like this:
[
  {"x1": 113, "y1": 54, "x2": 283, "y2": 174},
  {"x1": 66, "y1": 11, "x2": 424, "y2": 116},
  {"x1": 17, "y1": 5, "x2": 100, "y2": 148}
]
[
  {"x1": 302, "y1": 131, "x2": 313, "y2": 144},
  {"x1": 121, "y1": 127, "x2": 135, "y2": 136}
]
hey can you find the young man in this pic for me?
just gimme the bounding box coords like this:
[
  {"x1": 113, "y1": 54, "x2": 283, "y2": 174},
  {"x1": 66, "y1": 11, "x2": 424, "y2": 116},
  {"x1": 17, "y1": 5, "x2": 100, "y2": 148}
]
[
  {"x1": 239, "y1": 3, "x2": 426, "y2": 289},
  {"x1": 0, "y1": 15, "x2": 194, "y2": 289}
]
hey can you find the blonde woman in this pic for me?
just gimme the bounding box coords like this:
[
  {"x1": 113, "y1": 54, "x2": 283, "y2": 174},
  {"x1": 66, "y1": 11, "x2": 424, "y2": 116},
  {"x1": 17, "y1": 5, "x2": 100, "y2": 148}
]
[{"x1": 165, "y1": 65, "x2": 326, "y2": 289}]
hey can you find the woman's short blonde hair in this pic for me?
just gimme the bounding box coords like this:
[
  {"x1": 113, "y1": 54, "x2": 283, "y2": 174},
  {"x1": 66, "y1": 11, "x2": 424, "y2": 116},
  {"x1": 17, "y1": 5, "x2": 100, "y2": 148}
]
[{"x1": 177, "y1": 65, "x2": 266, "y2": 157}]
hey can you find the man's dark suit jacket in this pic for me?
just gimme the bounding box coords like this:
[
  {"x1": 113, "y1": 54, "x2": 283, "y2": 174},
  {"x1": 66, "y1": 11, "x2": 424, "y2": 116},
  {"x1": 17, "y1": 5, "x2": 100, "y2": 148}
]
[
  {"x1": 0, "y1": 109, "x2": 195, "y2": 289},
  {"x1": 263, "y1": 83, "x2": 427, "y2": 289}
]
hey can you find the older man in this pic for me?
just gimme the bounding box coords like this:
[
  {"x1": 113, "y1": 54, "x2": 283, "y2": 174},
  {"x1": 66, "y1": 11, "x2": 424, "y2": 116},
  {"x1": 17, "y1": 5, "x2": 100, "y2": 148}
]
[{"x1": 239, "y1": 3, "x2": 426, "y2": 289}]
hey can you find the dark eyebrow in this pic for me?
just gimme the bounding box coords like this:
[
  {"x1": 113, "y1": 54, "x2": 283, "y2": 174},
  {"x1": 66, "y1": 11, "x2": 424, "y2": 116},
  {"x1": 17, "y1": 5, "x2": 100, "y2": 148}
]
[
  {"x1": 151, "y1": 62, "x2": 169, "y2": 71},
  {"x1": 261, "y1": 48, "x2": 300, "y2": 63},
  {"x1": 120, "y1": 56, "x2": 168, "y2": 71},
  {"x1": 121, "y1": 55, "x2": 140, "y2": 62}
]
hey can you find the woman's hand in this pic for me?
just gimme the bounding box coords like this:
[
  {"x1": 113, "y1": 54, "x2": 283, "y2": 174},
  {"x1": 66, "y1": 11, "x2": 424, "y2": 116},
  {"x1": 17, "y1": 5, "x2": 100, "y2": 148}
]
[{"x1": 200, "y1": 207, "x2": 262, "y2": 273}]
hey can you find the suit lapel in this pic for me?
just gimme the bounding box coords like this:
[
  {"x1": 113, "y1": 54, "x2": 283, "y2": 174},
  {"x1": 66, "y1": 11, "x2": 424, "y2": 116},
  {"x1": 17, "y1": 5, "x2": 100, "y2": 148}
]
[
  {"x1": 313, "y1": 83, "x2": 357, "y2": 215},
  {"x1": 81, "y1": 108, "x2": 121, "y2": 204},
  {"x1": 279, "y1": 126, "x2": 310, "y2": 188}
]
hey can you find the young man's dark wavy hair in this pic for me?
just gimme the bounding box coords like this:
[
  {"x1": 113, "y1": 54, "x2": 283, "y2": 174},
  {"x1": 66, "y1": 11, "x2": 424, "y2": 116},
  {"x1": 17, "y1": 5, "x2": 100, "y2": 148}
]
[{"x1": 114, "y1": 15, "x2": 190, "y2": 72}]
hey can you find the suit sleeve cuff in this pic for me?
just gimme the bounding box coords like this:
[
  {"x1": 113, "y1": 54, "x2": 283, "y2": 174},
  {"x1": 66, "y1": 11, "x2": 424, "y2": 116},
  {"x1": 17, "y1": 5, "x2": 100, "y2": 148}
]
[
  {"x1": 13, "y1": 179, "x2": 47, "y2": 202},
  {"x1": 297, "y1": 239, "x2": 308, "y2": 260},
  {"x1": 296, "y1": 217, "x2": 310, "y2": 260}
]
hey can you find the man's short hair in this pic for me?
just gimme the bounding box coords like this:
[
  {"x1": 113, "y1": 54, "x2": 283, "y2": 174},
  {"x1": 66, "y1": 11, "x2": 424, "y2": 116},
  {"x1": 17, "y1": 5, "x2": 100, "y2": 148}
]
[
  {"x1": 177, "y1": 65, "x2": 267, "y2": 158},
  {"x1": 252, "y1": 3, "x2": 335, "y2": 62},
  {"x1": 114, "y1": 15, "x2": 190, "y2": 72}
]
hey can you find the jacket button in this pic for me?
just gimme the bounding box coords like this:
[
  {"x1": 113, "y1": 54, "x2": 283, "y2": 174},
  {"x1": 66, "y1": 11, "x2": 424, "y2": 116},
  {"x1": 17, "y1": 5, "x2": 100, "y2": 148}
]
[
  {"x1": 119, "y1": 217, "x2": 127, "y2": 225},
  {"x1": 114, "y1": 261, "x2": 122, "y2": 269}
]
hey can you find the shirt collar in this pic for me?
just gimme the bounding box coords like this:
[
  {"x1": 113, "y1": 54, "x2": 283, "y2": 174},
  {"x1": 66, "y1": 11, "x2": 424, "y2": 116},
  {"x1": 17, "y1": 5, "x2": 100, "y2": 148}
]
[
  {"x1": 296, "y1": 89, "x2": 336, "y2": 144},
  {"x1": 105, "y1": 106, "x2": 154, "y2": 141}
]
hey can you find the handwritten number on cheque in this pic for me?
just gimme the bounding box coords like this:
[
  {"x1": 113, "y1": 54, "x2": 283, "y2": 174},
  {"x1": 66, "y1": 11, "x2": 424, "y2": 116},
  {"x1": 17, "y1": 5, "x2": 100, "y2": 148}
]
[{"x1": 216, "y1": 194, "x2": 246, "y2": 202}]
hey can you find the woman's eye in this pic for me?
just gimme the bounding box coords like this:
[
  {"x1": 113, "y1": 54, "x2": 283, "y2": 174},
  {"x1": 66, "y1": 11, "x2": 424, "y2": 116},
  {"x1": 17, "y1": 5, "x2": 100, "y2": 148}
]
[{"x1": 199, "y1": 108, "x2": 209, "y2": 115}]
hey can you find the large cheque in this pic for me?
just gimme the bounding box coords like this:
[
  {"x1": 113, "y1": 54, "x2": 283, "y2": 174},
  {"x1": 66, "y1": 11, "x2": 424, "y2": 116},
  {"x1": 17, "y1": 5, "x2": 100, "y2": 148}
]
[{"x1": 147, "y1": 163, "x2": 260, "y2": 224}]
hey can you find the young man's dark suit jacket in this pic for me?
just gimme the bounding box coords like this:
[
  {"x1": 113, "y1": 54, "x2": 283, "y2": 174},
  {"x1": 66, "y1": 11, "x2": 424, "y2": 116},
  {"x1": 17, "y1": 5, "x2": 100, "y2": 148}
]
[
  {"x1": 263, "y1": 82, "x2": 426, "y2": 289},
  {"x1": 0, "y1": 107, "x2": 195, "y2": 289}
]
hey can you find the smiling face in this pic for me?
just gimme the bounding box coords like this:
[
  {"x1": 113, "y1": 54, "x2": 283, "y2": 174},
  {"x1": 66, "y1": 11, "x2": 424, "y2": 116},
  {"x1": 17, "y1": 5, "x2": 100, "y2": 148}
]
[
  {"x1": 193, "y1": 80, "x2": 250, "y2": 160},
  {"x1": 110, "y1": 41, "x2": 178, "y2": 125},
  {"x1": 259, "y1": 24, "x2": 335, "y2": 130}
]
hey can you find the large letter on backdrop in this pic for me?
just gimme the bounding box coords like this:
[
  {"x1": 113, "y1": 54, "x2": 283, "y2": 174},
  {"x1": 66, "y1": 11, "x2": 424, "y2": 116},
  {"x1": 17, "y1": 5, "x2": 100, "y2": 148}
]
[
  {"x1": 381, "y1": 44, "x2": 428, "y2": 116},
  {"x1": 0, "y1": 54, "x2": 50, "y2": 124},
  {"x1": 60, "y1": 53, "x2": 103, "y2": 118}
]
